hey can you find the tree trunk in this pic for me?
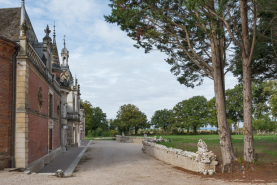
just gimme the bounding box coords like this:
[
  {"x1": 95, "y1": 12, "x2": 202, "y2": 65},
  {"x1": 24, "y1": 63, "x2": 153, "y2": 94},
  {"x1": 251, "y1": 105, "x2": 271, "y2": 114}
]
[
  {"x1": 239, "y1": 0, "x2": 255, "y2": 162},
  {"x1": 242, "y1": 62, "x2": 255, "y2": 161},
  {"x1": 210, "y1": 31, "x2": 237, "y2": 172},
  {"x1": 187, "y1": 128, "x2": 189, "y2": 133},
  {"x1": 193, "y1": 127, "x2": 197, "y2": 134}
]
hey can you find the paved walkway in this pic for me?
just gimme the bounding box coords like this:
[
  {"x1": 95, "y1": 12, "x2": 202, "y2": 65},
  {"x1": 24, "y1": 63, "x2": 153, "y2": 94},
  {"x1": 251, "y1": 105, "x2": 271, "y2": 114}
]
[
  {"x1": 0, "y1": 140, "x2": 271, "y2": 185},
  {"x1": 39, "y1": 140, "x2": 90, "y2": 174}
]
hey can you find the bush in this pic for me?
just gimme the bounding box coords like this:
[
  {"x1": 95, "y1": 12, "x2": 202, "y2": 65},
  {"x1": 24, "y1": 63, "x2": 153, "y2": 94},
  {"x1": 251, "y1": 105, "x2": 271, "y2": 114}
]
[
  {"x1": 110, "y1": 130, "x2": 120, "y2": 137},
  {"x1": 87, "y1": 130, "x2": 92, "y2": 137},
  {"x1": 96, "y1": 127, "x2": 103, "y2": 136},
  {"x1": 253, "y1": 116, "x2": 277, "y2": 132}
]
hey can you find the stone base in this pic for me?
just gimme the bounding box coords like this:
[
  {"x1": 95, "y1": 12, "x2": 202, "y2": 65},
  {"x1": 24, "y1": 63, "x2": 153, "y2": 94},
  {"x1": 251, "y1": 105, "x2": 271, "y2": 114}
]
[{"x1": 27, "y1": 147, "x2": 62, "y2": 172}]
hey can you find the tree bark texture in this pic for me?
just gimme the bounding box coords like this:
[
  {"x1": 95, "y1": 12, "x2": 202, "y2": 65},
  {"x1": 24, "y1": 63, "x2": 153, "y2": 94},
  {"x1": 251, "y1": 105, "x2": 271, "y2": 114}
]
[
  {"x1": 239, "y1": 0, "x2": 255, "y2": 162},
  {"x1": 210, "y1": 34, "x2": 237, "y2": 172},
  {"x1": 207, "y1": 0, "x2": 237, "y2": 171},
  {"x1": 242, "y1": 61, "x2": 255, "y2": 161}
]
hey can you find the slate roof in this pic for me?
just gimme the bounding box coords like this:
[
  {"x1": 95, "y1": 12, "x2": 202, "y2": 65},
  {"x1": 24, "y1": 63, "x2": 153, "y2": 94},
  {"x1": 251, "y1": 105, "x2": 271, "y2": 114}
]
[
  {"x1": 52, "y1": 42, "x2": 61, "y2": 69},
  {"x1": 0, "y1": 7, "x2": 38, "y2": 44},
  {"x1": 0, "y1": 8, "x2": 21, "y2": 42}
]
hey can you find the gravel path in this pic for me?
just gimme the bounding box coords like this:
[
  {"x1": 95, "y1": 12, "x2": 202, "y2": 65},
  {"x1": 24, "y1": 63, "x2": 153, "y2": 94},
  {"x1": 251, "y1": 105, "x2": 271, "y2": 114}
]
[{"x1": 0, "y1": 141, "x2": 269, "y2": 185}]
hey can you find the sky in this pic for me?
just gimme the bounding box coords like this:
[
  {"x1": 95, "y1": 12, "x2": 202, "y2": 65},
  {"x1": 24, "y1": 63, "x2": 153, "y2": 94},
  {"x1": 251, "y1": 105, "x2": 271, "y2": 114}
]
[{"x1": 1, "y1": 0, "x2": 238, "y2": 120}]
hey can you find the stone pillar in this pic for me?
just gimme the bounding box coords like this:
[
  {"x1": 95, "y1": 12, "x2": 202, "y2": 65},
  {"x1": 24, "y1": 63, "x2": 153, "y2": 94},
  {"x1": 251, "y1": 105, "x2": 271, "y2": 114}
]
[
  {"x1": 122, "y1": 132, "x2": 124, "y2": 137},
  {"x1": 15, "y1": 37, "x2": 29, "y2": 168}
]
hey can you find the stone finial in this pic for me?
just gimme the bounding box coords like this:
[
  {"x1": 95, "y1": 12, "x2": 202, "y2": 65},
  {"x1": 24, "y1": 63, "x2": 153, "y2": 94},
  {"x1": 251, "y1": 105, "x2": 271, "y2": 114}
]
[
  {"x1": 63, "y1": 35, "x2": 66, "y2": 48},
  {"x1": 144, "y1": 134, "x2": 147, "y2": 141},
  {"x1": 197, "y1": 139, "x2": 208, "y2": 153},
  {"x1": 44, "y1": 25, "x2": 51, "y2": 38},
  {"x1": 20, "y1": 20, "x2": 29, "y2": 36}
]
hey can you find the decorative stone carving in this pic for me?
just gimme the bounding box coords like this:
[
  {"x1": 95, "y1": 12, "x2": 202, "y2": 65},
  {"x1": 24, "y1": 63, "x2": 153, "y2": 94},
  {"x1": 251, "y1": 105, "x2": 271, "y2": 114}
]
[
  {"x1": 44, "y1": 25, "x2": 51, "y2": 39},
  {"x1": 38, "y1": 87, "x2": 44, "y2": 110},
  {"x1": 197, "y1": 139, "x2": 208, "y2": 153},
  {"x1": 195, "y1": 139, "x2": 217, "y2": 166},
  {"x1": 144, "y1": 134, "x2": 147, "y2": 141},
  {"x1": 55, "y1": 169, "x2": 64, "y2": 178},
  {"x1": 20, "y1": 20, "x2": 29, "y2": 37}
]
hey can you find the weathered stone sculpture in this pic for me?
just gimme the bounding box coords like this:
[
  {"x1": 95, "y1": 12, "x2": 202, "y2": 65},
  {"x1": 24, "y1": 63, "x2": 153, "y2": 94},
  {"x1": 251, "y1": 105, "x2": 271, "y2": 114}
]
[
  {"x1": 195, "y1": 139, "x2": 217, "y2": 165},
  {"x1": 55, "y1": 169, "x2": 64, "y2": 178}
]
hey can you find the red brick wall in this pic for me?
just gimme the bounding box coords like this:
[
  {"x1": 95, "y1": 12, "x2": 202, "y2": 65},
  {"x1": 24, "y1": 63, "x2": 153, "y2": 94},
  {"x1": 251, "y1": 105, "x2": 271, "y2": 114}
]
[
  {"x1": 28, "y1": 115, "x2": 48, "y2": 164},
  {"x1": 0, "y1": 37, "x2": 17, "y2": 170},
  {"x1": 28, "y1": 69, "x2": 49, "y2": 115},
  {"x1": 28, "y1": 68, "x2": 61, "y2": 164}
]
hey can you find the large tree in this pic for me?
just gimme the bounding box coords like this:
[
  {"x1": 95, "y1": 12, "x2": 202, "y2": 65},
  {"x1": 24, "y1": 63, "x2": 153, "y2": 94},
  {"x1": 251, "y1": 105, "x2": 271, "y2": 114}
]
[
  {"x1": 83, "y1": 100, "x2": 93, "y2": 135},
  {"x1": 151, "y1": 109, "x2": 174, "y2": 131},
  {"x1": 105, "y1": 0, "x2": 239, "y2": 169},
  {"x1": 184, "y1": 96, "x2": 208, "y2": 133},
  {"x1": 116, "y1": 104, "x2": 148, "y2": 134},
  {"x1": 172, "y1": 100, "x2": 191, "y2": 133},
  {"x1": 83, "y1": 100, "x2": 108, "y2": 133}
]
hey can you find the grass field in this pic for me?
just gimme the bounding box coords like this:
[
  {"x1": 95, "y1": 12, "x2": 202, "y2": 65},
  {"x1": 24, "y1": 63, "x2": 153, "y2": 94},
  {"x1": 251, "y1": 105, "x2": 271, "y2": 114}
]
[{"x1": 155, "y1": 135, "x2": 277, "y2": 163}]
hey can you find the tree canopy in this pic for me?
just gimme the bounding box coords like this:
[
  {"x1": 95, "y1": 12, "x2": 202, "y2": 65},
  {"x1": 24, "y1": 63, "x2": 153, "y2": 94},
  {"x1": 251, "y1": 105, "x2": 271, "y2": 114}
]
[
  {"x1": 151, "y1": 109, "x2": 174, "y2": 131},
  {"x1": 83, "y1": 100, "x2": 108, "y2": 134},
  {"x1": 116, "y1": 104, "x2": 148, "y2": 134}
]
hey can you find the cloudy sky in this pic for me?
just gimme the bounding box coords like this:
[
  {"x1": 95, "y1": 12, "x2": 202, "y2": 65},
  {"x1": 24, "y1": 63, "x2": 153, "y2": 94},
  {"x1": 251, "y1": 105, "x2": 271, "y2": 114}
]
[{"x1": 2, "y1": 0, "x2": 238, "y2": 120}]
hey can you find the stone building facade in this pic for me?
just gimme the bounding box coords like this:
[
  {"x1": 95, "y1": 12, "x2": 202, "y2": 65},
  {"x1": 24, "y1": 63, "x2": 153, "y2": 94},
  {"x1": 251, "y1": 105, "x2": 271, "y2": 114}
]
[{"x1": 0, "y1": 0, "x2": 85, "y2": 171}]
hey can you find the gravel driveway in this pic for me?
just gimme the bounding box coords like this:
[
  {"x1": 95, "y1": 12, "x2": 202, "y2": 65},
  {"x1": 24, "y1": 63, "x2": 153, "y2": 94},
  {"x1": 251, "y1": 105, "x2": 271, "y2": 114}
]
[{"x1": 0, "y1": 140, "x2": 259, "y2": 185}]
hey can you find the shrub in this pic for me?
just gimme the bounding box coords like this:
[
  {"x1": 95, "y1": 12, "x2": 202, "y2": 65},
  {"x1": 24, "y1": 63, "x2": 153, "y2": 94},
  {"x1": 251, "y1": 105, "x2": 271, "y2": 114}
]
[
  {"x1": 109, "y1": 130, "x2": 120, "y2": 137},
  {"x1": 96, "y1": 127, "x2": 103, "y2": 136}
]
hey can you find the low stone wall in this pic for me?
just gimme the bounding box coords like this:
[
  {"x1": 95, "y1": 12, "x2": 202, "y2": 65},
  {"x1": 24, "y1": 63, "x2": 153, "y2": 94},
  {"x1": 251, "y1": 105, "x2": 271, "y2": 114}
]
[{"x1": 142, "y1": 140, "x2": 218, "y2": 175}]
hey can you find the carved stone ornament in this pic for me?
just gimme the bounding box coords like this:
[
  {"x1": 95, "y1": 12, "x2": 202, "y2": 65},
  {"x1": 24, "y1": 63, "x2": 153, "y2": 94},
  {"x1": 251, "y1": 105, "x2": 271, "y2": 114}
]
[
  {"x1": 44, "y1": 25, "x2": 51, "y2": 39},
  {"x1": 38, "y1": 87, "x2": 44, "y2": 110},
  {"x1": 20, "y1": 20, "x2": 29, "y2": 36}
]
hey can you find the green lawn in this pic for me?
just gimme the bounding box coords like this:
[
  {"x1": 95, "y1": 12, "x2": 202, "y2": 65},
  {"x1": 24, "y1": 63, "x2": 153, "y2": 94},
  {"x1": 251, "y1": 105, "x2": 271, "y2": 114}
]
[{"x1": 156, "y1": 135, "x2": 277, "y2": 163}]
